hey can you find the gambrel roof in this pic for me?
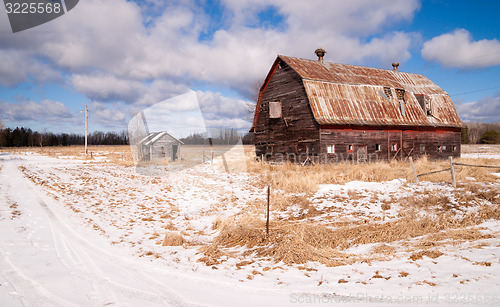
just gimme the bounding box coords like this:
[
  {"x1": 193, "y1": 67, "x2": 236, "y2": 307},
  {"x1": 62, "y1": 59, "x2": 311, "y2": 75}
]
[{"x1": 252, "y1": 55, "x2": 463, "y2": 130}]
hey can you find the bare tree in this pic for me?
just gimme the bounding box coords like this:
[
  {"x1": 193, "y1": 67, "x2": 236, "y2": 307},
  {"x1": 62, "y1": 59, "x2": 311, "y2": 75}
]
[
  {"x1": 246, "y1": 78, "x2": 264, "y2": 122},
  {"x1": 0, "y1": 120, "x2": 4, "y2": 147}
]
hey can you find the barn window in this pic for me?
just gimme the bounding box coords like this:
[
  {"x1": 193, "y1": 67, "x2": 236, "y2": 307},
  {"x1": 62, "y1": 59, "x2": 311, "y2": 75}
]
[
  {"x1": 395, "y1": 89, "x2": 405, "y2": 102},
  {"x1": 375, "y1": 144, "x2": 381, "y2": 151},
  {"x1": 420, "y1": 144, "x2": 425, "y2": 153},
  {"x1": 415, "y1": 94, "x2": 433, "y2": 116},
  {"x1": 442, "y1": 145, "x2": 447, "y2": 151},
  {"x1": 453, "y1": 145, "x2": 457, "y2": 152},
  {"x1": 383, "y1": 87, "x2": 392, "y2": 98},
  {"x1": 396, "y1": 89, "x2": 406, "y2": 116},
  {"x1": 347, "y1": 144, "x2": 353, "y2": 152},
  {"x1": 391, "y1": 143, "x2": 398, "y2": 151},
  {"x1": 327, "y1": 145, "x2": 335, "y2": 154},
  {"x1": 269, "y1": 101, "x2": 282, "y2": 118},
  {"x1": 437, "y1": 145, "x2": 442, "y2": 153}
]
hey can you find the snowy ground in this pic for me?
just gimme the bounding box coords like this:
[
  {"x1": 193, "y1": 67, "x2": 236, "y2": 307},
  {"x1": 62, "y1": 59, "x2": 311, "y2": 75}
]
[{"x1": 0, "y1": 149, "x2": 499, "y2": 306}]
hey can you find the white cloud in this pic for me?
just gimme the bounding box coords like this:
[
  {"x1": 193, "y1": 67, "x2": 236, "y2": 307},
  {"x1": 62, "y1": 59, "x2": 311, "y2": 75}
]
[
  {"x1": 0, "y1": 0, "x2": 422, "y2": 130},
  {"x1": 456, "y1": 93, "x2": 500, "y2": 123},
  {"x1": 422, "y1": 29, "x2": 500, "y2": 69},
  {"x1": 197, "y1": 91, "x2": 251, "y2": 118},
  {"x1": 72, "y1": 74, "x2": 148, "y2": 103},
  {"x1": 0, "y1": 50, "x2": 61, "y2": 86},
  {"x1": 89, "y1": 101, "x2": 130, "y2": 129},
  {"x1": 0, "y1": 99, "x2": 74, "y2": 123},
  {"x1": 0, "y1": 0, "x2": 420, "y2": 88}
]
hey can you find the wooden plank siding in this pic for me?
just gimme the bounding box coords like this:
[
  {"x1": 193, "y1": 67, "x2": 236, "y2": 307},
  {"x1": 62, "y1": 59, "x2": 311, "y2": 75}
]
[
  {"x1": 252, "y1": 55, "x2": 463, "y2": 163},
  {"x1": 254, "y1": 61, "x2": 320, "y2": 161},
  {"x1": 141, "y1": 132, "x2": 182, "y2": 162},
  {"x1": 319, "y1": 126, "x2": 461, "y2": 162}
]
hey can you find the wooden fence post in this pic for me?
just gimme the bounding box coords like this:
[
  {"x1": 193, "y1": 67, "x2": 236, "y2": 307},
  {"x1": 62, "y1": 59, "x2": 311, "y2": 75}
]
[
  {"x1": 449, "y1": 156, "x2": 456, "y2": 188},
  {"x1": 409, "y1": 157, "x2": 419, "y2": 184},
  {"x1": 266, "y1": 185, "x2": 270, "y2": 237}
]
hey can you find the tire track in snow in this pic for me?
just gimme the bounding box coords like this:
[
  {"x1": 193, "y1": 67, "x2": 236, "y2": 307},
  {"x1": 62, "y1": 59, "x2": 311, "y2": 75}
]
[{"x1": 1, "y1": 155, "x2": 205, "y2": 306}]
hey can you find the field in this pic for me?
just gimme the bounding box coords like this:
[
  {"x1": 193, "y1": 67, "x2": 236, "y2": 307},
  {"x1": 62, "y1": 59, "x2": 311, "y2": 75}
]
[{"x1": 0, "y1": 144, "x2": 499, "y2": 306}]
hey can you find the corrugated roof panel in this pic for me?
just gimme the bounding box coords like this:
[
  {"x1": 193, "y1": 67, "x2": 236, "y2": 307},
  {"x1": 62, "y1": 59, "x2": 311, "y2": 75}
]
[
  {"x1": 252, "y1": 55, "x2": 462, "y2": 131},
  {"x1": 303, "y1": 80, "x2": 462, "y2": 127}
]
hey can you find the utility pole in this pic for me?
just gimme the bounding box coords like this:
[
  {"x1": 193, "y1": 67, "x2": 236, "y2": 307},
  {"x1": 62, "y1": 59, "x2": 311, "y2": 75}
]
[
  {"x1": 81, "y1": 105, "x2": 88, "y2": 155},
  {"x1": 85, "y1": 105, "x2": 88, "y2": 155}
]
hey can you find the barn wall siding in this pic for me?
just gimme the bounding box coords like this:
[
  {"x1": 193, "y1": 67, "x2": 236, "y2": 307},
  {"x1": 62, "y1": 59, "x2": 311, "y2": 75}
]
[
  {"x1": 254, "y1": 62, "x2": 320, "y2": 160},
  {"x1": 319, "y1": 126, "x2": 461, "y2": 162},
  {"x1": 142, "y1": 134, "x2": 182, "y2": 162},
  {"x1": 252, "y1": 55, "x2": 463, "y2": 163}
]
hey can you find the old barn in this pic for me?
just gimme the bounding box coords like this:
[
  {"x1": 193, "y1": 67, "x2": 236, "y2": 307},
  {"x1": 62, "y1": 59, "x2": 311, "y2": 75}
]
[
  {"x1": 138, "y1": 131, "x2": 183, "y2": 162},
  {"x1": 251, "y1": 50, "x2": 463, "y2": 163}
]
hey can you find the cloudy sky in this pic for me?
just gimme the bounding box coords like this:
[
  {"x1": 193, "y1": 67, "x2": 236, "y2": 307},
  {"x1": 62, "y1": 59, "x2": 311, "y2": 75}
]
[{"x1": 0, "y1": 0, "x2": 499, "y2": 135}]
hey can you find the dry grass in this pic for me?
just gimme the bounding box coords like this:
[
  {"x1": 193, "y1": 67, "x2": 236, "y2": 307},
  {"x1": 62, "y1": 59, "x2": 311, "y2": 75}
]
[
  {"x1": 248, "y1": 155, "x2": 500, "y2": 194},
  {"x1": 0, "y1": 145, "x2": 135, "y2": 165},
  {"x1": 248, "y1": 159, "x2": 411, "y2": 193},
  {"x1": 200, "y1": 194, "x2": 500, "y2": 266},
  {"x1": 162, "y1": 231, "x2": 185, "y2": 246},
  {"x1": 409, "y1": 250, "x2": 444, "y2": 261}
]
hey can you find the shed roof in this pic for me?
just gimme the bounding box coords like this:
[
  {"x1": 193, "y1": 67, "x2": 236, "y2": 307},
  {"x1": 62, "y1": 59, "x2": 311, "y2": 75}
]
[
  {"x1": 252, "y1": 55, "x2": 463, "y2": 129},
  {"x1": 139, "y1": 131, "x2": 184, "y2": 146}
]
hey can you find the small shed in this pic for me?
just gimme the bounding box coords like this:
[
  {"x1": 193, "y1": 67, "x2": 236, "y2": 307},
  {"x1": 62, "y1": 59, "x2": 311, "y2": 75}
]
[
  {"x1": 250, "y1": 50, "x2": 463, "y2": 163},
  {"x1": 138, "y1": 132, "x2": 183, "y2": 162}
]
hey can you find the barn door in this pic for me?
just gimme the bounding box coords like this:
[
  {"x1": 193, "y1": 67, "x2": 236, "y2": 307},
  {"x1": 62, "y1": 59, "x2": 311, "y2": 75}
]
[
  {"x1": 172, "y1": 144, "x2": 178, "y2": 161},
  {"x1": 356, "y1": 145, "x2": 367, "y2": 163},
  {"x1": 402, "y1": 139, "x2": 415, "y2": 161}
]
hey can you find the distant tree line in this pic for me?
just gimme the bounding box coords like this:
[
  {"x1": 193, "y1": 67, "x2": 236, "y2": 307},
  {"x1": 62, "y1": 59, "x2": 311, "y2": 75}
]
[
  {"x1": 462, "y1": 122, "x2": 500, "y2": 144},
  {"x1": 179, "y1": 128, "x2": 254, "y2": 145},
  {"x1": 0, "y1": 126, "x2": 128, "y2": 147}
]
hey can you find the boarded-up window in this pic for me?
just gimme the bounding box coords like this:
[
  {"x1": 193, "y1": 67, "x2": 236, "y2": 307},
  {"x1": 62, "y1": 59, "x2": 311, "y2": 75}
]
[
  {"x1": 420, "y1": 144, "x2": 425, "y2": 153},
  {"x1": 269, "y1": 101, "x2": 282, "y2": 118},
  {"x1": 391, "y1": 143, "x2": 398, "y2": 151},
  {"x1": 327, "y1": 145, "x2": 335, "y2": 153}
]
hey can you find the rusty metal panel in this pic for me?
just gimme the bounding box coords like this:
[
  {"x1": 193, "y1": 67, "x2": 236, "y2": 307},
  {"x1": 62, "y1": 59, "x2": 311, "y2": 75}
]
[
  {"x1": 276, "y1": 55, "x2": 461, "y2": 128},
  {"x1": 303, "y1": 80, "x2": 462, "y2": 127}
]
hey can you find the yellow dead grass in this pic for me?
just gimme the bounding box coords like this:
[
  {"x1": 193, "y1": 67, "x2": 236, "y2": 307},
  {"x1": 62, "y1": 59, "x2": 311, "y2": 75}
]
[
  {"x1": 248, "y1": 155, "x2": 500, "y2": 195},
  {"x1": 200, "y1": 196, "x2": 500, "y2": 266},
  {"x1": 162, "y1": 231, "x2": 185, "y2": 246}
]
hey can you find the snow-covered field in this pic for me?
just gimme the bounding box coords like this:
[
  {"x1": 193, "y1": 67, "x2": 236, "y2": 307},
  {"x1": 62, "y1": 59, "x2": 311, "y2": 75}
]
[{"x1": 0, "y1": 146, "x2": 499, "y2": 306}]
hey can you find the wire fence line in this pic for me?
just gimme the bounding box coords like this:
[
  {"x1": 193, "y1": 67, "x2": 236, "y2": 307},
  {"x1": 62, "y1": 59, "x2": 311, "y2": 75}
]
[
  {"x1": 417, "y1": 168, "x2": 451, "y2": 178},
  {"x1": 453, "y1": 162, "x2": 500, "y2": 169},
  {"x1": 409, "y1": 156, "x2": 500, "y2": 187}
]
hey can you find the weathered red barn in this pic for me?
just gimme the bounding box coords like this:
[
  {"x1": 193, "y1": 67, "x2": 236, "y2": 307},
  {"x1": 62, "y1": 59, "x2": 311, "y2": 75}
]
[{"x1": 250, "y1": 50, "x2": 463, "y2": 163}]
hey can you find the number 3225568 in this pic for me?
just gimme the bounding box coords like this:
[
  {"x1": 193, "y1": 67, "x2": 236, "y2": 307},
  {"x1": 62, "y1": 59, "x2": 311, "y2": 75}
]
[{"x1": 5, "y1": 2, "x2": 62, "y2": 14}]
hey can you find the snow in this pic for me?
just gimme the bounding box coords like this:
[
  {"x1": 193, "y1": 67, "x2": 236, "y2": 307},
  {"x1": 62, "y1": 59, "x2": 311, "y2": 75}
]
[
  {"x1": 1, "y1": 152, "x2": 499, "y2": 306},
  {"x1": 461, "y1": 153, "x2": 500, "y2": 159}
]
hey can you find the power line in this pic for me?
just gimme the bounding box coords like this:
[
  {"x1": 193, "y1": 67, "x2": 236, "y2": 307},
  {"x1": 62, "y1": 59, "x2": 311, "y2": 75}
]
[{"x1": 450, "y1": 86, "x2": 500, "y2": 97}]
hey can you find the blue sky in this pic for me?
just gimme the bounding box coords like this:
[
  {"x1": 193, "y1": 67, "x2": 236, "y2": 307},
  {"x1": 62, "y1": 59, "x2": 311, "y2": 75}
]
[{"x1": 1, "y1": 0, "x2": 499, "y2": 135}]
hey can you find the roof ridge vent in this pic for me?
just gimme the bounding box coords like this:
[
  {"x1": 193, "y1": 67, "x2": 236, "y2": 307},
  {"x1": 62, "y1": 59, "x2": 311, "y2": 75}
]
[
  {"x1": 315, "y1": 48, "x2": 326, "y2": 63},
  {"x1": 392, "y1": 62, "x2": 399, "y2": 71}
]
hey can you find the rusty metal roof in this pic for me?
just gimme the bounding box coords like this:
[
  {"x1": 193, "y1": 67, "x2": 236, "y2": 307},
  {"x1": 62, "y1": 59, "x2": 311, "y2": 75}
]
[{"x1": 280, "y1": 55, "x2": 463, "y2": 128}]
